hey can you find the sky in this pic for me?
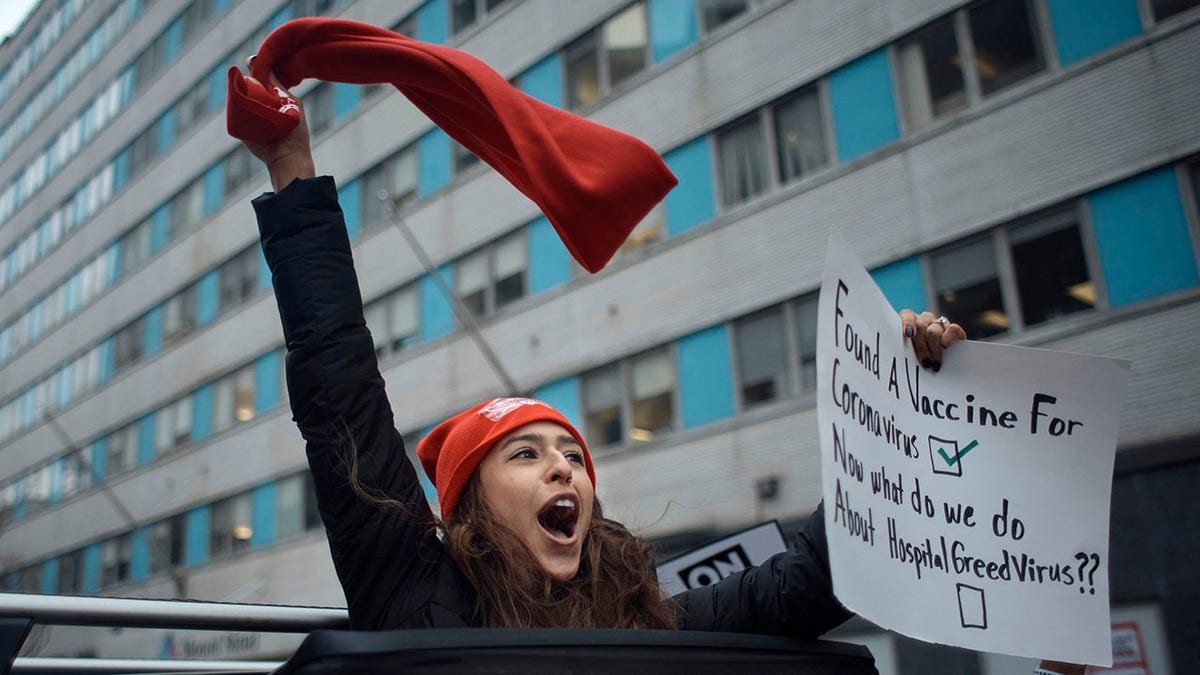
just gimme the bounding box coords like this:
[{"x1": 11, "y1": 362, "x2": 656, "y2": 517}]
[{"x1": 0, "y1": 0, "x2": 41, "y2": 44}]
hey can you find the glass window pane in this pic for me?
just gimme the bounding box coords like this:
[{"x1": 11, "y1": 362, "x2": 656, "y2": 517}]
[
  {"x1": 389, "y1": 147, "x2": 418, "y2": 208},
  {"x1": 631, "y1": 349, "x2": 673, "y2": 438},
  {"x1": 969, "y1": 0, "x2": 1043, "y2": 96},
  {"x1": 361, "y1": 164, "x2": 388, "y2": 227},
  {"x1": 364, "y1": 301, "x2": 388, "y2": 354},
  {"x1": 494, "y1": 233, "x2": 527, "y2": 309},
  {"x1": 584, "y1": 365, "x2": 623, "y2": 447},
  {"x1": 896, "y1": 17, "x2": 966, "y2": 131},
  {"x1": 1010, "y1": 215, "x2": 1093, "y2": 326},
  {"x1": 620, "y1": 202, "x2": 665, "y2": 254},
  {"x1": 736, "y1": 307, "x2": 789, "y2": 405},
  {"x1": 213, "y1": 376, "x2": 235, "y2": 432},
  {"x1": 275, "y1": 474, "x2": 303, "y2": 540},
  {"x1": 566, "y1": 33, "x2": 600, "y2": 108},
  {"x1": 457, "y1": 250, "x2": 489, "y2": 316},
  {"x1": 603, "y1": 3, "x2": 647, "y2": 87},
  {"x1": 234, "y1": 367, "x2": 255, "y2": 422},
  {"x1": 1151, "y1": 0, "x2": 1199, "y2": 21},
  {"x1": 774, "y1": 87, "x2": 828, "y2": 183},
  {"x1": 932, "y1": 238, "x2": 1007, "y2": 338},
  {"x1": 698, "y1": 0, "x2": 751, "y2": 33},
  {"x1": 452, "y1": 0, "x2": 477, "y2": 33},
  {"x1": 717, "y1": 115, "x2": 768, "y2": 207},
  {"x1": 389, "y1": 287, "x2": 419, "y2": 350}
]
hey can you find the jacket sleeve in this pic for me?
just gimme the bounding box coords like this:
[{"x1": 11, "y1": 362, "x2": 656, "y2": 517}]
[
  {"x1": 252, "y1": 176, "x2": 443, "y2": 630},
  {"x1": 673, "y1": 502, "x2": 853, "y2": 637}
]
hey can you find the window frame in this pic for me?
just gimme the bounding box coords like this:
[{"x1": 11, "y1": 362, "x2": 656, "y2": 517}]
[
  {"x1": 563, "y1": 2, "x2": 650, "y2": 110},
  {"x1": 581, "y1": 345, "x2": 679, "y2": 451},
  {"x1": 454, "y1": 229, "x2": 530, "y2": 320}
]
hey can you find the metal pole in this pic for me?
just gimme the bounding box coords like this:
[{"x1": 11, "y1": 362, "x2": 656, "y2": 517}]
[
  {"x1": 379, "y1": 191, "x2": 520, "y2": 396},
  {"x1": 0, "y1": 593, "x2": 349, "y2": 632}
]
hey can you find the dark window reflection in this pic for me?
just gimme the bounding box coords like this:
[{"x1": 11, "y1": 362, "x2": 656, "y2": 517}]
[
  {"x1": 1011, "y1": 219, "x2": 1094, "y2": 326},
  {"x1": 933, "y1": 239, "x2": 1008, "y2": 339},
  {"x1": 969, "y1": 0, "x2": 1044, "y2": 95}
]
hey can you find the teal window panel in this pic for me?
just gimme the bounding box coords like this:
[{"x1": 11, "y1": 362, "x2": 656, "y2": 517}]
[
  {"x1": 677, "y1": 324, "x2": 735, "y2": 428},
  {"x1": 107, "y1": 243, "x2": 122, "y2": 284},
  {"x1": 114, "y1": 149, "x2": 130, "y2": 191},
  {"x1": 185, "y1": 506, "x2": 210, "y2": 567},
  {"x1": 870, "y1": 256, "x2": 926, "y2": 313},
  {"x1": 333, "y1": 82, "x2": 361, "y2": 120},
  {"x1": 519, "y1": 53, "x2": 563, "y2": 108},
  {"x1": 1046, "y1": 0, "x2": 1141, "y2": 67},
  {"x1": 90, "y1": 437, "x2": 108, "y2": 482},
  {"x1": 143, "y1": 305, "x2": 163, "y2": 356},
  {"x1": 49, "y1": 459, "x2": 64, "y2": 503},
  {"x1": 191, "y1": 383, "x2": 214, "y2": 443},
  {"x1": 419, "y1": 265, "x2": 454, "y2": 341},
  {"x1": 137, "y1": 413, "x2": 156, "y2": 465},
  {"x1": 829, "y1": 49, "x2": 900, "y2": 162},
  {"x1": 417, "y1": 0, "x2": 449, "y2": 44},
  {"x1": 663, "y1": 137, "x2": 716, "y2": 236},
  {"x1": 534, "y1": 376, "x2": 582, "y2": 431},
  {"x1": 82, "y1": 544, "x2": 101, "y2": 593},
  {"x1": 340, "y1": 179, "x2": 361, "y2": 240},
  {"x1": 151, "y1": 205, "x2": 171, "y2": 252},
  {"x1": 196, "y1": 270, "x2": 219, "y2": 326},
  {"x1": 528, "y1": 217, "x2": 571, "y2": 294},
  {"x1": 99, "y1": 337, "x2": 115, "y2": 382},
  {"x1": 162, "y1": 19, "x2": 183, "y2": 62},
  {"x1": 418, "y1": 129, "x2": 452, "y2": 197},
  {"x1": 207, "y1": 63, "x2": 227, "y2": 112},
  {"x1": 257, "y1": 246, "x2": 272, "y2": 291},
  {"x1": 12, "y1": 480, "x2": 25, "y2": 520},
  {"x1": 251, "y1": 483, "x2": 275, "y2": 549},
  {"x1": 648, "y1": 0, "x2": 699, "y2": 63},
  {"x1": 130, "y1": 527, "x2": 150, "y2": 581},
  {"x1": 214, "y1": 0, "x2": 231, "y2": 17},
  {"x1": 1089, "y1": 167, "x2": 1199, "y2": 307},
  {"x1": 203, "y1": 163, "x2": 224, "y2": 216},
  {"x1": 156, "y1": 109, "x2": 176, "y2": 155},
  {"x1": 253, "y1": 350, "x2": 280, "y2": 413},
  {"x1": 41, "y1": 558, "x2": 57, "y2": 594}
]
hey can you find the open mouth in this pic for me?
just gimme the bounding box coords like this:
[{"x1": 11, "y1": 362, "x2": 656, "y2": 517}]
[{"x1": 537, "y1": 496, "x2": 579, "y2": 543}]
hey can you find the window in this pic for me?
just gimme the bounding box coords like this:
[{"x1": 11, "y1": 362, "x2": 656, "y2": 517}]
[
  {"x1": 218, "y1": 247, "x2": 260, "y2": 312},
  {"x1": 24, "y1": 465, "x2": 52, "y2": 515},
  {"x1": 453, "y1": 140, "x2": 481, "y2": 174},
  {"x1": 61, "y1": 448, "x2": 92, "y2": 498},
  {"x1": 931, "y1": 237, "x2": 1007, "y2": 339},
  {"x1": 630, "y1": 348, "x2": 674, "y2": 441},
  {"x1": 455, "y1": 231, "x2": 528, "y2": 318},
  {"x1": 156, "y1": 395, "x2": 193, "y2": 454},
  {"x1": 210, "y1": 492, "x2": 253, "y2": 559},
  {"x1": 451, "y1": 0, "x2": 509, "y2": 34},
  {"x1": 181, "y1": 0, "x2": 217, "y2": 44},
  {"x1": 16, "y1": 565, "x2": 41, "y2": 593},
  {"x1": 168, "y1": 179, "x2": 205, "y2": 236},
  {"x1": 162, "y1": 284, "x2": 198, "y2": 344},
  {"x1": 895, "y1": 16, "x2": 966, "y2": 131},
  {"x1": 716, "y1": 115, "x2": 768, "y2": 207},
  {"x1": 57, "y1": 549, "x2": 84, "y2": 594},
  {"x1": 113, "y1": 316, "x2": 146, "y2": 372},
  {"x1": 107, "y1": 423, "x2": 138, "y2": 476},
  {"x1": 119, "y1": 218, "x2": 153, "y2": 277},
  {"x1": 697, "y1": 0, "x2": 754, "y2": 33},
  {"x1": 619, "y1": 202, "x2": 665, "y2": 255},
  {"x1": 361, "y1": 146, "x2": 418, "y2": 227},
  {"x1": 1151, "y1": 0, "x2": 1199, "y2": 21},
  {"x1": 793, "y1": 295, "x2": 819, "y2": 392},
  {"x1": 275, "y1": 473, "x2": 321, "y2": 540},
  {"x1": 897, "y1": 0, "x2": 1044, "y2": 131},
  {"x1": 100, "y1": 533, "x2": 132, "y2": 587},
  {"x1": 1008, "y1": 211, "x2": 1094, "y2": 327},
  {"x1": 365, "y1": 284, "x2": 419, "y2": 358},
  {"x1": 174, "y1": 83, "x2": 210, "y2": 137},
  {"x1": 773, "y1": 86, "x2": 828, "y2": 184},
  {"x1": 967, "y1": 0, "x2": 1043, "y2": 96},
  {"x1": 222, "y1": 146, "x2": 258, "y2": 198},
  {"x1": 583, "y1": 364, "x2": 623, "y2": 447},
  {"x1": 303, "y1": 83, "x2": 334, "y2": 136},
  {"x1": 735, "y1": 307, "x2": 790, "y2": 406},
  {"x1": 212, "y1": 366, "x2": 253, "y2": 433},
  {"x1": 565, "y1": 3, "x2": 648, "y2": 108},
  {"x1": 149, "y1": 513, "x2": 186, "y2": 575}
]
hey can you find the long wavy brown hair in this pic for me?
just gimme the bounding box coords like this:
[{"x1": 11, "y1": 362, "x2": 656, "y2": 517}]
[{"x1": 444, "y1": 477, "x2": 680, "y2": 629}]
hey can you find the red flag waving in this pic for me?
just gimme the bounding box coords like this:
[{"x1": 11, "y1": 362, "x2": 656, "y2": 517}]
[{"x1": 227, "y1": 18, "x2": 677, "y2": 273}]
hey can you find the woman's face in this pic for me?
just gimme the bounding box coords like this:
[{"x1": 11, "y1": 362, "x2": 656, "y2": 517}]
[{"x1": 477, "y1": 421, "x2": 594, "y2": 580}]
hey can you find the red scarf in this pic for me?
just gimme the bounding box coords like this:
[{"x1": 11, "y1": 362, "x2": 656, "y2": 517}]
[{"x1": 226, "y1": 17, "x2": 676, "y2": 273}]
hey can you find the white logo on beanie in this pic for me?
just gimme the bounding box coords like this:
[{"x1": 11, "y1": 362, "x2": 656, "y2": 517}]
[{"x1": 479, "y1": 397, "x2": 549, "y2": 421}]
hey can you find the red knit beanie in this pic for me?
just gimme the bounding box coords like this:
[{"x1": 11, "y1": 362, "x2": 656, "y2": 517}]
[{"x1": 417, "y1": 398, "x2": 595, "y2": 521}]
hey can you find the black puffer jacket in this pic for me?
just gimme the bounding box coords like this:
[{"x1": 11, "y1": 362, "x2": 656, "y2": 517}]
[{"x1": 253, "y1": 176, "x2": 852, "y2": 636}]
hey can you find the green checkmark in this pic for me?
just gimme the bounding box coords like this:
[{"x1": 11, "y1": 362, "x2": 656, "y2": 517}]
[{"x1": 938, "y1": 439, "x2": 979, "y2": 467}]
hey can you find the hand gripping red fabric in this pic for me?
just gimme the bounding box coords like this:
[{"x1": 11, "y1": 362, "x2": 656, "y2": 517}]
[{"x1": 227, "y1": 17, "x2": 677, "y2": 273}]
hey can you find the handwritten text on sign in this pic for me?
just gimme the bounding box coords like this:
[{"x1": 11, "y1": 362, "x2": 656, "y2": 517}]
[{"x1": 817, "y1": 234, "x2": 1129, "y2": 665}]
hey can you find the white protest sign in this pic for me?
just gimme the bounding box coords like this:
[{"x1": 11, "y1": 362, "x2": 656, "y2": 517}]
[
  {"x1": 656, "y1": 522, "x2": 786, "y2": 597},
  {"x1": 817, "y1": 233, "x2": 1129, "y2": 665}
]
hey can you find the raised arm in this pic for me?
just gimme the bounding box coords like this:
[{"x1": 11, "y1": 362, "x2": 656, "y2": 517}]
[{"x1": 243, "y1": 74, "x2": 445, "y2": 629}]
